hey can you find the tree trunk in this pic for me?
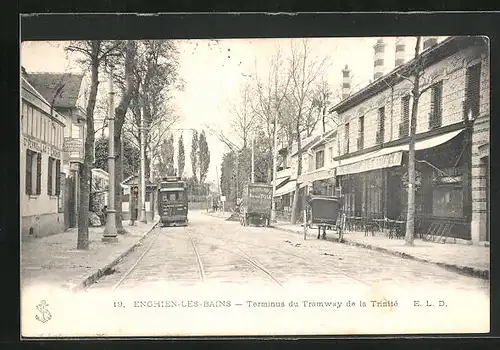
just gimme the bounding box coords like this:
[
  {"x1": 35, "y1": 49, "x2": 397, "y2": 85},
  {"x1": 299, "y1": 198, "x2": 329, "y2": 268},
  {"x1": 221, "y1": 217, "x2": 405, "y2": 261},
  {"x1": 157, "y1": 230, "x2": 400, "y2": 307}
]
[
  {"x1": 290, "y1": 120, "x2": 302, "y2": 225},
  {"x1": 114, "y1": 135, "x2": 126, "y2": 234},
  {"x1": 113, "y1": 40, "x2": 136, "y2": 233},
  {"x1": 77, "y1": 44, "x2": 100, "y2": 250},
  {"x1": 405, "y1": 36, "x2": 422, "y2": 246}
]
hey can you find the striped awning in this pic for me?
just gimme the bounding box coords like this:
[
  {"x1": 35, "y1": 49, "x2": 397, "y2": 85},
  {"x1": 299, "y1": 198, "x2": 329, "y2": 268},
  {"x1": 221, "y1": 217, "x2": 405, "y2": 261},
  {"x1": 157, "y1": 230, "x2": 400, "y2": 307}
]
[
  {"x1": 336, "y1": 129, "x2": 464, "y2": 176},
  {"x1": 275, "y1": 181, "x2": 299, "y2": 197}
]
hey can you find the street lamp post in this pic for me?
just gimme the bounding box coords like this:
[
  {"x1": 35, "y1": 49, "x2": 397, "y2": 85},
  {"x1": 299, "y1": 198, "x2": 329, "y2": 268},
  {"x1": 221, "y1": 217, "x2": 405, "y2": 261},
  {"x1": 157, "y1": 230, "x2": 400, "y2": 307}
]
[{"x1": 103, "y1": 66, "x2": 118, "y2": 243}]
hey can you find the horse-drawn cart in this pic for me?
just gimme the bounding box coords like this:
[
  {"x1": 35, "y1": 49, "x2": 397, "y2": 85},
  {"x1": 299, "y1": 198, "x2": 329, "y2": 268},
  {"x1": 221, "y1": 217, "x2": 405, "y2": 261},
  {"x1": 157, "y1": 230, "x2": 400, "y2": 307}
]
[
  {"x1": 240, "y1": 183, "x2": 273, "y2": 227},
  {"x1": 307, "y1": 195, "x2": 346, "y2": 241}
]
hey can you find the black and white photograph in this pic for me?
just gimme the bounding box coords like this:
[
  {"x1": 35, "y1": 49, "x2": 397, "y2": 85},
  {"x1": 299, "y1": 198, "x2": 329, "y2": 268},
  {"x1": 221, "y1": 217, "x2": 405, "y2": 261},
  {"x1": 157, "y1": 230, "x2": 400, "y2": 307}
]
[{"x1": 20, "y1": 28, "x2": 490, "y2": 337}]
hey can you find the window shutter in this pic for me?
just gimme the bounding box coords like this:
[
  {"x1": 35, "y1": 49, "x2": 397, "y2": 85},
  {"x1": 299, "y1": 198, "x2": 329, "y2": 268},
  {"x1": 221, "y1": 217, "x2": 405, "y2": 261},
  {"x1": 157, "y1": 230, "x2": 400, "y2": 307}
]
[
  {"x1": 56, "y1": 159, "x2": 61, "y2": 195},
  {"x1": 26, "y1": 150, "x2": 32, "y2": 195},
  {"x1": 36, "y1": 153, "x2": 41, "y2": 195},
  {"x1": 47, "y1": 157, "x2": 53, "y2": 195}
]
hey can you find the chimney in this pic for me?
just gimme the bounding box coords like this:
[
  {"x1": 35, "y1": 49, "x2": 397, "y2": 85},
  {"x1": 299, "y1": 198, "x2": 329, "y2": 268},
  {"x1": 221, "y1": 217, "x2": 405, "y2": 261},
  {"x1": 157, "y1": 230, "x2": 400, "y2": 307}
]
[
  {"x1": 341, "y1": 64, "x2": 351, "y2": 100},
  {"x1": 21, "y1": 66, "x2": 29, "y2": 80},
  {"x1": 423, "y1": 36, "x2": 438, "y2": 50},
  {"x1": 395, "y1": 37, "x2": 406, "y2": 67},
  {"x1": 373, "y1": 38, "x2": 386, "y2": 80}
]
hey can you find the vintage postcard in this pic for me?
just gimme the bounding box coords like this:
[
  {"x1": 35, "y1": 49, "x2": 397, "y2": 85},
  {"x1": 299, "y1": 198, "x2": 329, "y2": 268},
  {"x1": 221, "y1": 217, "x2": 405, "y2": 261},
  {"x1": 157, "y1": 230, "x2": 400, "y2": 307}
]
[{"x1": 20, "y1": 33, "x2": 490, "y2": 337}]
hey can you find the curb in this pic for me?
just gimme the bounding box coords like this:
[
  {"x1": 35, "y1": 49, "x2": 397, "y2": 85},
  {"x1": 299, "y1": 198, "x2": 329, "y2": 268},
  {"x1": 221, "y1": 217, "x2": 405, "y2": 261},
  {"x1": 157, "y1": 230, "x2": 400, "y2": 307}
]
[
  {"x1": 272, "y1": 225, "x2": 489, "y2": 281},
  {"x1": 71, "y1": 221, "x2": 159, "y2": 292}
]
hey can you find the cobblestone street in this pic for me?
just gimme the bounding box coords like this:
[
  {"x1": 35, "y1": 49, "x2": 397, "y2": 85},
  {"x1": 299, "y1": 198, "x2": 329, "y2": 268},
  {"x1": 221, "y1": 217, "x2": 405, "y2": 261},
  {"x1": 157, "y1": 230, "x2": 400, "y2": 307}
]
[{"x1": 87, "y1": 211, "x2": 490, "y2": 297}]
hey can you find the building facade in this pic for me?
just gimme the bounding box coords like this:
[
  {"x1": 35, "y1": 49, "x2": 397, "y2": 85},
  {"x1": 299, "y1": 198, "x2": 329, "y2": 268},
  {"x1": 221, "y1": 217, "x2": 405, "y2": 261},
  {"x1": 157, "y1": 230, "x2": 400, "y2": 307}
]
[
  {"x1": 26, "y1": 72, "x2": 87, "y2": 230},
  {"x1": 20, "y1": 77, "x2": 67, "y2": 239},
  {"x1": 330, "y1": 36, "x2": 489, "y2": 243}
]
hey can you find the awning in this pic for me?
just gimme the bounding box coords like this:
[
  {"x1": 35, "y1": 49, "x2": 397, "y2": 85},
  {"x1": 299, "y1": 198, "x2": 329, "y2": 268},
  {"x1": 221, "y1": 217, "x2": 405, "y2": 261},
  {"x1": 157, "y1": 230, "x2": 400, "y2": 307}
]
[
  {"x1": 299, "y1": 167, "x2": 336, "y2": 185},
  {"x1": 336, "y1": 129, "x2": 464, "y2": 176},
  {"x1": 274, "y1": 181, "x2": 299, "y2": 197},
  {"x1": 336, "y1": 151, "x2": 403, "y2": 176},
  {"x1": 272, "y1": 176, "x2": 290, "y2": 188}
]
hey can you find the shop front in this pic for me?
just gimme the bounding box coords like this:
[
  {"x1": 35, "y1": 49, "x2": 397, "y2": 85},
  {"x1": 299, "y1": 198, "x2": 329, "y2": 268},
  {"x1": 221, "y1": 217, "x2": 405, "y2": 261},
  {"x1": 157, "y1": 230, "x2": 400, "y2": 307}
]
[{"x1": 336, "y1": 128, "x2": 472, "y2": 240}]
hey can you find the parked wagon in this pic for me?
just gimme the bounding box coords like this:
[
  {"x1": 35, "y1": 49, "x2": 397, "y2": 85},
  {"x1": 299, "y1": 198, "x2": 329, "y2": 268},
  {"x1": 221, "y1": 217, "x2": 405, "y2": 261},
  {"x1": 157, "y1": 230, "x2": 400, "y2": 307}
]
[
  {"x1": 307, "y1": 195, "x2": 346, "y2": 241},
  {"x1": 240, "y1": 183, "x2": 273, "y2": 227}
]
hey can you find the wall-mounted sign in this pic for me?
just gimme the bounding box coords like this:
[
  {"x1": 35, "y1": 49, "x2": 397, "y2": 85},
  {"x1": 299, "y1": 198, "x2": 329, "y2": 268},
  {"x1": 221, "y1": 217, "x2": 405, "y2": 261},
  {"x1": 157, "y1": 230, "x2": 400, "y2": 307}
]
[
  {"x1": 22, "y1": 136, "x2": 61, "y2": 158},
  {"x1": 64, "y1": 137, "x2": 84, "y2": 153},
  {"x1": 434, "y1": 175, "x2": 462, "y2": 185},
  {"x1": 220, "y1": 196, "x2": 226, "y2": 202}
]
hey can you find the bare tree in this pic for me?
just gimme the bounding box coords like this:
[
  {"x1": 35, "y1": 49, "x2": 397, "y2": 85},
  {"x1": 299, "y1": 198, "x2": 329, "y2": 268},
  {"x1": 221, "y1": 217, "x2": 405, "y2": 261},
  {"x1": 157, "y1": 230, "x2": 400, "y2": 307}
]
[
  {"x1": 287, "y1": 39, "x2": 329, "y2": 224},
  {"x1": 230, "y1": 82, "x2": 257, "y2": 149},
  {"x1": 404, "y1": 36, "x2": 423, "y2": 246},
  {"x1": 252, "y1": 47, "x2": 293, "y2": 183}
]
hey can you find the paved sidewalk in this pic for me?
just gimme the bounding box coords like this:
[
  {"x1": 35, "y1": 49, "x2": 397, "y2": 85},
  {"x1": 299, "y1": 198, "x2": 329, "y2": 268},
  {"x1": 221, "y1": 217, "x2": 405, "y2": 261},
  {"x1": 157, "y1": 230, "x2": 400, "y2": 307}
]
[
  {"x1": 21, "y1": 220, "x2": 158, "y2": 291},
  {"x1": 273, "y1": 222, "x2": 490, "y2": 280}
]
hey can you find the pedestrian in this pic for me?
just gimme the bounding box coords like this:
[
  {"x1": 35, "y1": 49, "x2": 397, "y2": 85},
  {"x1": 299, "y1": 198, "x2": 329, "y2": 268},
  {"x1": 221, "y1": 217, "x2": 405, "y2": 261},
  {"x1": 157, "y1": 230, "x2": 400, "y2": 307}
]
[{"x1": 101, "y1": 205, "x2": 108, "y2": 226}]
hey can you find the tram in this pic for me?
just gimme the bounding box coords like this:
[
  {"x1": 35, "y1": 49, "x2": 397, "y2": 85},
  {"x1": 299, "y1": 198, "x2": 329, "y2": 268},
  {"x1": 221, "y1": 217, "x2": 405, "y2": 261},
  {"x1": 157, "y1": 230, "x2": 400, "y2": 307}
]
[{"x1": 157, "y1": 176, "x2": 189, "y2": 227}]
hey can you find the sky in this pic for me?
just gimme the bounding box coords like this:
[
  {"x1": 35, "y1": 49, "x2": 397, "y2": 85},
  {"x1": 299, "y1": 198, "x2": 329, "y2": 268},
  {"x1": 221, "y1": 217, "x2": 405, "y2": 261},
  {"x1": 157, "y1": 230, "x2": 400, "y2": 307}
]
[{"x1": 20, "y1": 37, "x2": 446, "y2": 184}]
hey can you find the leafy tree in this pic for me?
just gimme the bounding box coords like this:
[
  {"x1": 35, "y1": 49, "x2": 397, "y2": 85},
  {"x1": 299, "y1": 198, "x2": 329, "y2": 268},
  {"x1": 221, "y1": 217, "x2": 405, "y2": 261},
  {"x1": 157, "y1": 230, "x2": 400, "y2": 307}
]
[
  {"x1": 190, "y1": 130, "x2": 199, "y2": 181},
  {"x1": 155, "y1": 134, "x2": 175, "y2": 178},
  {"x1": 198, "y1": 130, "x2": 210, "y2": 183},
  {"x1": 94, "y1": 136, "x2": 140, "y2": 179},
  {"x1": 64, "y1": 40, "x2": 124, "y2": 249},
  {"x1": 177, "y1": 133, "x2": 185, "y2": 177}
]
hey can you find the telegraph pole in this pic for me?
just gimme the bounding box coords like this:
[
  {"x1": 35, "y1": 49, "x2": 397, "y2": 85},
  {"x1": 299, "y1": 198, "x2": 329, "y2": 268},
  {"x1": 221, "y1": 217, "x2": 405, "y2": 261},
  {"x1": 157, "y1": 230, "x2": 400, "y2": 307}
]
[
  {"x1": 139, "y1": 101, "x2": 147, "y2": 224},
  {"x1": 102, "y1": 66, "x2": 118, "y2": 243}
]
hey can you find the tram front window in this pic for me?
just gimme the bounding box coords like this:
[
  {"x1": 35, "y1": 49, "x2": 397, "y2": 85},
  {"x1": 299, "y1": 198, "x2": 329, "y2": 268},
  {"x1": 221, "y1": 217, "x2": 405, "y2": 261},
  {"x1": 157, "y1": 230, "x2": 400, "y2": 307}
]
[{"x1": 165, "y1": 191, "x2": 185, "y2": 201}]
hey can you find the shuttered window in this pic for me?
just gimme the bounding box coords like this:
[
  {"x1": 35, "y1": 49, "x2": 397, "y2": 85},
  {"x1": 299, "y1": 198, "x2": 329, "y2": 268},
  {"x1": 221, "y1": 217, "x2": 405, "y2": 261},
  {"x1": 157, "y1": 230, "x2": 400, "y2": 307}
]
[
  {"x1": 400, "y1": 95, "x2": 410, "y2": 138},
  {"x1": 465, "y1": 63, "x2": 481, "y2": 119},
  {"x1": 26, "y1": 150, "x2": 33, "y2": 195},
  {"x1": 429, "y1": 81, "x2": 443, "y2": 129},
  {"x1": 48, "y1": 157, "x2": 53, "y2": 195},
  {"x1": 36, "y1": 152, "x2": 41, "y2": 195},
  {"x1": 56, "y1": 159, "x2": 61, "y2": 195}
]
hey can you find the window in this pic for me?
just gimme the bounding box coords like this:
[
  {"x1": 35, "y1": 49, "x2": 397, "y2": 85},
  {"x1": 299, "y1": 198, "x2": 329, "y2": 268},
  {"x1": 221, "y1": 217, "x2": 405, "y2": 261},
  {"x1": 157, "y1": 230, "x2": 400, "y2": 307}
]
[
  {"x1": 328, "y1": 146, "x2": 333, "y2": 162},
  {"x1": 400, "y1": 95, "x2": 410, "y2": 138},
  {"x1": 315, "y1": 150, "x2": 325, "y2": 169},
  {"x1": 47, "y1": 157, "x2": 60, "y2": 195},
  {"x1": 166, "y1": 191, "x2": 184, "y2": 201},
  {"x1": 377, "y1": 107, "x2": 385, "y2": 144},
  {"x1": 429, "y1": 81, "x2": 443, "y2": 129},
  {"x1": 21, "y1": 102, "x2": 28, "y2": 133},
  {"x1": 465, "y1": 63, "x2": 481, "y2": 119},
  {"x1": 344, "y1": 123, "x2": 350, "y2": 154},
  {"x1": 357, "y1": 116, "x2": 364, "y2": 150},
  {"x1": 27, "y1": 106, "x2": 33, "y2": 136},
  {"x1": 72, "y1": 123, "x2": 80, "y2": 138},
  {"x1": 56, "y1": 159, "x2": 61, "y2": 195},
  {"x1": 26, "y1": 150, "x2": 41, "y2": 195}
]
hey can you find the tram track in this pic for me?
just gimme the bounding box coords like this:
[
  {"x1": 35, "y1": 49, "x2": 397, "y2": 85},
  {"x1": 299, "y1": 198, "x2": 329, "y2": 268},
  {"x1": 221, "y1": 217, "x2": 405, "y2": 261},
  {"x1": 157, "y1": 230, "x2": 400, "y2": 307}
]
[{"x1": 200, "y1": 221, "x2": 371, "y2": 287}]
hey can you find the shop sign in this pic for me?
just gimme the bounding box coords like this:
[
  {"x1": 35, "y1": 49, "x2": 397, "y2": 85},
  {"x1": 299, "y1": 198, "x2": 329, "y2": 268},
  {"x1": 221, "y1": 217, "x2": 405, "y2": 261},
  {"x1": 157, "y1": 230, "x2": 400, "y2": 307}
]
[
  {"x1": 64, "y1": 137, "x2": 84, "y2": 153},
  {"x1": 434, "y1": 175, "x2": 462, "y2": 185},
  {"x1": 23, "y1": 136, "x2": 61, "y2": 158}
]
